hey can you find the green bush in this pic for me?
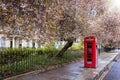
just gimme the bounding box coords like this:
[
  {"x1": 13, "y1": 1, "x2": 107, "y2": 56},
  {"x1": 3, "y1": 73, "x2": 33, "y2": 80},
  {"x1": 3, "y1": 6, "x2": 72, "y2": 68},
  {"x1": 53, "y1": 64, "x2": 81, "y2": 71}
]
[
  {"x1": 0, "y1": 43, "x2": 84, "y2": 79},
  {"x1": 70, "y1": 42, "x2": 84, "y2": 51},
  {"x1": 44, "y1": 41, "x2": 56, "y2": 49},
  {"x1": 0, "y1": 48, "x2": 36, "y2": 65},
  {"x1": 38, "y1": 41, "x2": 60, "y2": 56}
]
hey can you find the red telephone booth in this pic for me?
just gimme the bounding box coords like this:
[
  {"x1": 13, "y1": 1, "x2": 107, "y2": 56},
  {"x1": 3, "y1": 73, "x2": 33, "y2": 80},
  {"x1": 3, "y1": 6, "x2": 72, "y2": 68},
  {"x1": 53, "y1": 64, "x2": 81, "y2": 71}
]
[{"x1": 84, "y1": 36, "x2": 98, "y2": 68}]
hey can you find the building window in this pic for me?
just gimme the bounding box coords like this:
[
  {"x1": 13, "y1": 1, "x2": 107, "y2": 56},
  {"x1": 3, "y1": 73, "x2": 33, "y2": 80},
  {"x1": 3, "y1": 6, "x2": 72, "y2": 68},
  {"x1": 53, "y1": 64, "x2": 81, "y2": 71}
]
[
  {"x1": 10, "y1": 40, "x2": 12, "y2": 48},
  {"x1": 1, "y1": 37, "x2": 6, "y2": 48},
  {"x1": 27, "y1": 41, "x2": 29, "y2": 47},
  {"x1": 19, "y1": 39, "x2": 22, "y2": 48},
  {"x1": 32, "y1": 42, "x2": 35, "y2": 48}
]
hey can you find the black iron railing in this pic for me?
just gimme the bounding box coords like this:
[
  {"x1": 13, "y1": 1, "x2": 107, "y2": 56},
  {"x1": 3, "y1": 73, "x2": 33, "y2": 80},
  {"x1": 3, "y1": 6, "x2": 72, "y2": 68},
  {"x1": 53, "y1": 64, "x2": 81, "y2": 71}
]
[
  {"x1": 0, "y1": 48, "x2": 83, "y2": 79},
  {"x1": 0, "y1": 49, "x2": 38, "y2": 79}
]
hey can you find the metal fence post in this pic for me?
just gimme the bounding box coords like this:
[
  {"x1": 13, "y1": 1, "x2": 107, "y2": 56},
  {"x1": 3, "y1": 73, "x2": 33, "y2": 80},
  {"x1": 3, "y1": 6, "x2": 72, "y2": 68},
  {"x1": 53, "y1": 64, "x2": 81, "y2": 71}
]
[{"x1": 0, "y1": 73, "x2": 3, "y2": 80}]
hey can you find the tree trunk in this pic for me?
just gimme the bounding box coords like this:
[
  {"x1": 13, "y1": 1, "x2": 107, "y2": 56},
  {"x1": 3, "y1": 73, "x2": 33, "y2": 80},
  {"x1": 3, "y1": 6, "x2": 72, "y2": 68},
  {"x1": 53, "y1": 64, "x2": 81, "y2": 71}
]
[{"x1": 57, "y1": 37, "x2": 75, "y2": 57}]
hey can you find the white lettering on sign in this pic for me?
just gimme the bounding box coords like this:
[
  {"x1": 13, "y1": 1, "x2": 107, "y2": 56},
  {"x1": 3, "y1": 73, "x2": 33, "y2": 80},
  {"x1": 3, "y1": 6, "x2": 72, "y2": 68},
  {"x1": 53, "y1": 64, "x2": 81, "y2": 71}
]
[{"x1": 85, "y1": 39, "x2": 94, "y2": 41}]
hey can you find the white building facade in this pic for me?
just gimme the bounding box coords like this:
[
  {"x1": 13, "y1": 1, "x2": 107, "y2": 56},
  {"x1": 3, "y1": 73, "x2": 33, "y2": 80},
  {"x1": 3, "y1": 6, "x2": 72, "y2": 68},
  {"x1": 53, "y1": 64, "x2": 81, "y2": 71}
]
[{"x1": 0, "y1": 34, "x2": 39, "y2": 48}]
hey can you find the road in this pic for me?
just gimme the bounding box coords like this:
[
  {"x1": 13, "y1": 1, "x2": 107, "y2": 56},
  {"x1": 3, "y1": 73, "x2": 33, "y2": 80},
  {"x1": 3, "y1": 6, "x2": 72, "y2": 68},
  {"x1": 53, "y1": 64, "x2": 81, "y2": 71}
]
[{"x1": 103, "y1": 54, "x2": 120, "y2": 80}]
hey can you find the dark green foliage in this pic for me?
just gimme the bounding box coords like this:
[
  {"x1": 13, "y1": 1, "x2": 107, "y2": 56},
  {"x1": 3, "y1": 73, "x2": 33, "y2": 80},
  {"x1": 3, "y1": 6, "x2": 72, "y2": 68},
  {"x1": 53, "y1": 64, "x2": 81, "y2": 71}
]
[
  {"x1": 0, "y1": 47, "x2": 83, "y2": 79},
  {"x1": 0, "y1": 48, "x2": 35, "y2": 65}
]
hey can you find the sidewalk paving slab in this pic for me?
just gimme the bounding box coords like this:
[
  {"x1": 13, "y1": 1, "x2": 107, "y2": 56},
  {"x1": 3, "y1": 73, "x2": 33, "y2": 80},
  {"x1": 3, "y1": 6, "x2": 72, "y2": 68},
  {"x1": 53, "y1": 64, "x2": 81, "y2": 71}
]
[{"x1": 5, "y1": 52, "x2": 119, "y2": 80}]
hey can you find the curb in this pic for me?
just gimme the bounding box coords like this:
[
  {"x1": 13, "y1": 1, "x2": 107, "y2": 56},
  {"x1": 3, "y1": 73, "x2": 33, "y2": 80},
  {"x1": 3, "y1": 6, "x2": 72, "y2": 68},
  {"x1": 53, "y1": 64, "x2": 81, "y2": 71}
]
[{"x1": 93, "y1": 53, "x2": 120, "y2": 80}]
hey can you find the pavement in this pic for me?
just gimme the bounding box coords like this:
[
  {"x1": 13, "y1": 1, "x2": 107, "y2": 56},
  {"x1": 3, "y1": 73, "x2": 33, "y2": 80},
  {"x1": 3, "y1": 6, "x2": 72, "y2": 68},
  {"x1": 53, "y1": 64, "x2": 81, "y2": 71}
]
[{"x1": 5, "y1": 51, "x2": 119, "y2": 80}]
